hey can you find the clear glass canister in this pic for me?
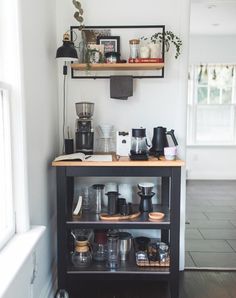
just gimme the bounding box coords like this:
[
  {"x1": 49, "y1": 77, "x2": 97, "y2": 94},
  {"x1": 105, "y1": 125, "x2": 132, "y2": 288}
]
[
  {"x1": 93, "y1": 230, "x2": 108, "y2": 262},
  {"x1": 106, "y1": 230, "x2": 120, "y2": 269},
  {"x1": 129, "y1": 39, "x2": 140, "y2": 59},
  {"x1": 92, "y1": 184, "x2": 105, "y2": 214}
]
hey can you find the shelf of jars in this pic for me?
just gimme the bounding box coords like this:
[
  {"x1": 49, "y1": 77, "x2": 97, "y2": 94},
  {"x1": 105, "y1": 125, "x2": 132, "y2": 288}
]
[
  {"x1": 71, "y1": 62, "x2": 165, "y2": 71},
  {"x1": 67, "y1": 240, "x2": 170, "y2": 275}
]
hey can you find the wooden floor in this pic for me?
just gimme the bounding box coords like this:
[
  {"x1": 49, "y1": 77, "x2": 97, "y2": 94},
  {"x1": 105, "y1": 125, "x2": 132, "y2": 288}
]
[{"x1": 67, "y1": 271, "x2": 236, "y2": 298}]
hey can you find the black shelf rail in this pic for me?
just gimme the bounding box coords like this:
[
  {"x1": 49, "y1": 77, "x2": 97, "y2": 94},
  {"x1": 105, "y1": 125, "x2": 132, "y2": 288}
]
[{"x1": 70, "y1": 25, "x2": 165, "y2": 79}]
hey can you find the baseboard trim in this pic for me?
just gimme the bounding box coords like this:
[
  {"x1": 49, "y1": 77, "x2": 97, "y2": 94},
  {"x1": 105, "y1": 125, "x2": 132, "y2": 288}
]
[{"x1": 39, "y1": 259, "x2": 57, "y2": 298}]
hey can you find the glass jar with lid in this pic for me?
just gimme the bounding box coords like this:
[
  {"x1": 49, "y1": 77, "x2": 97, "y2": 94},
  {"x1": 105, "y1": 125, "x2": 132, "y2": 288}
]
[{"x1": 129, "y1": 39, "x2": 140, "y2": 59}]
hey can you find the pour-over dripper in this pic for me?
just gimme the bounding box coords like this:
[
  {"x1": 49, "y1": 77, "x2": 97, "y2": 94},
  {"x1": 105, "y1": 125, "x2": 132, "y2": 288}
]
[
  {"x1": 97, "y1": 124, "x2": 114, "y2": 153},
  {"x1": 138, "y1": 192, "x2": 155, "y2": 212}
]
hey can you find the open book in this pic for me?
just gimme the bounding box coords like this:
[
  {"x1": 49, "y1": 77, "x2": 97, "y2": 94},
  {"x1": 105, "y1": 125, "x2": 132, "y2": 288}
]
[{"x1": 54, "y1": 152, "x2": 113, "y2": 162}]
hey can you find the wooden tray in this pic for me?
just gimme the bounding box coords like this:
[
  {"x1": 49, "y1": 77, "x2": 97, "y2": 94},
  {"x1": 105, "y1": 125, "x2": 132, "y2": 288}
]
[
  {"x1": 136, "y1": 259, "x2": 170, "y2": 267},
  {"x1": 99, "y1": 212, "x2": 140, "y2": 221}
]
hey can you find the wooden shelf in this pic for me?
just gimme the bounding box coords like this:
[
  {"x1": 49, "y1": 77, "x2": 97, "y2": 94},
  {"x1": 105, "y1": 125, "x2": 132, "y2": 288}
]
[
  {"x1": 71, "y1": 62, "x2": 165, "y2": 71},
  {"x1": 67, "y1": 204, "x2": 170, "y2": 229}
]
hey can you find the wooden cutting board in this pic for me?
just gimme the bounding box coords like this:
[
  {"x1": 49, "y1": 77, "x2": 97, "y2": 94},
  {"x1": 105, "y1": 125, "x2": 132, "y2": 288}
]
[{"x1": 100, "y1": 212, "x2": 140, "y2": 221}]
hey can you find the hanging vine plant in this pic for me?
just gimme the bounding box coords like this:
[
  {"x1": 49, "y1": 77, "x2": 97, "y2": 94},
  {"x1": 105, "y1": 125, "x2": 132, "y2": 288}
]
[
  {"x1": 151, "y1": 30, "x2": 182, "y2": 59},
  {"x1": 72, "y1": 0, "x2": 84, "y2": 30}
]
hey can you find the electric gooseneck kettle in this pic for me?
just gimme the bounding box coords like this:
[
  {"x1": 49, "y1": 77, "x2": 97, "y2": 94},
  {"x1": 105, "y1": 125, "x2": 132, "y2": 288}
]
[{"x1": 149, "y1": 126, "x2": 178, "y2": 158}]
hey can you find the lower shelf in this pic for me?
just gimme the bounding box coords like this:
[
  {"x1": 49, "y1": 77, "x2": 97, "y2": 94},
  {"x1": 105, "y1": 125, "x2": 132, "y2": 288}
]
[{"x1": 67, "y1": 263, "x2": 170, "y2": 275}]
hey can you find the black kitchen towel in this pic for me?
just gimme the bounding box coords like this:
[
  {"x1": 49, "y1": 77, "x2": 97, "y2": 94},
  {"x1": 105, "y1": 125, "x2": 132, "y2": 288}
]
[{"x1": 110, "y1": 75, "x2": 133, "y2": 100}]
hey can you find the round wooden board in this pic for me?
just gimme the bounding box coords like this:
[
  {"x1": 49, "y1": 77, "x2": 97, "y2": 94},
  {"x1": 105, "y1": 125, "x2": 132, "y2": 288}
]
[
  {"x1": 100, "y1": 212, "x2": 140, "y2": 221},
  {"x1": 148, "y1": 212, "x2": 165, "y2": 220}
]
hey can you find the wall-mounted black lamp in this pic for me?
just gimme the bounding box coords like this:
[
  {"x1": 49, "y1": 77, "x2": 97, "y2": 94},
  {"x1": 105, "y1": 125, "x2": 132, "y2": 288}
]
[{"x1": 56, "y1": 33, "x2": 78, "y2": 153}]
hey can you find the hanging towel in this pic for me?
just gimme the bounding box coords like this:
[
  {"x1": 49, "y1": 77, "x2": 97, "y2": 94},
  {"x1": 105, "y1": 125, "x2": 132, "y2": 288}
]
[{"x1": 110, "y1": 75, "x2": 133, "y2": 100}]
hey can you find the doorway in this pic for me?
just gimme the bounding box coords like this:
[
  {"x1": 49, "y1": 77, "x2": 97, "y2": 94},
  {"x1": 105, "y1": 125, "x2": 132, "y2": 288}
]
[{"x1": 185, "y1": 0, "x2": 236, "y2": 269}]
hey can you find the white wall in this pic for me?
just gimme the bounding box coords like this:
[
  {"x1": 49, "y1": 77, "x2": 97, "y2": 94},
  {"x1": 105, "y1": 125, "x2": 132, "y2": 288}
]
[
  {"x1": 187, "y1": 35, "x2": 236, "y2": 180},
  {"x1": 57, "y1": 0, "x2": 190, "y2": 269},
  {"x1": 3, "y1": 0, "x2": 59, "y2": 297}
]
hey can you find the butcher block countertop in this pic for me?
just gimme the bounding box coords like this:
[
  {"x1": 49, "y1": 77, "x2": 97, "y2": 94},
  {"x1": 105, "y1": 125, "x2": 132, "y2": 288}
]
[{"x1": 52, "y1": 155, "x2": 184, "y2": 167}]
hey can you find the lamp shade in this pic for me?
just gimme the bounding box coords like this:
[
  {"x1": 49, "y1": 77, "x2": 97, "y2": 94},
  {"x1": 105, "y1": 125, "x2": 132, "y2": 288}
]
[{"x1": 56, "y1": 33, "x2": 78, "y2": 61}]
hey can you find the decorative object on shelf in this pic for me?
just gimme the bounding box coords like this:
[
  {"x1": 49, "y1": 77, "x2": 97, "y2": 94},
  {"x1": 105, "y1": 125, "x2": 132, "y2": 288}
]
[
  {"x1": 110, "y1": 75, "x2": 133, "y2": 100},
  {"x1": 97, "y1": 36, "x2": 120, "y2": 54},
  {"x1": 129, "y1": 39, "x2": 140, "y2": 59},
  {"x1": 72, "y1": 0, "x2": 84, "y2": 30},
  {"x1": 151, "y1": 30, "x2": 182, "y2": 59},
  {"x1": 139, "y1": 36, "x2": 150, "y2": 58},
  {"x1": 105, "y1": 51, "x2": 120, "y2": 63},
  {"x1": 148, "y1": 212, "x2": 165, "y2": 220},
  {"x1": 86, "y1": 45, "x2": 104, "y2": 64},
  {"x1": 56, "y1": 32, "x2": 78, "y2": 153},
  {"x1": 149, "y1": 42, "x2": 161, "y2": 58}
]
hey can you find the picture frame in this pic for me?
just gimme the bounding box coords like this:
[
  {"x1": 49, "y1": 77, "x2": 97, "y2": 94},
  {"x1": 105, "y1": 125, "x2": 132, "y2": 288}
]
[{"x1": 97, "y1": 36, "x2": 120, "y2": 54}]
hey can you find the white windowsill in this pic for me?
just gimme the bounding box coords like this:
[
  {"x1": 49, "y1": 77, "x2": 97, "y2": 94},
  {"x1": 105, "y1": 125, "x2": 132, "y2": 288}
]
[
  {"x1": 187, "y1": 144, "x2": 236, "y2": 148},
  {"x1": 0, "y1": 225, "x2": 46, "y2": 297}
]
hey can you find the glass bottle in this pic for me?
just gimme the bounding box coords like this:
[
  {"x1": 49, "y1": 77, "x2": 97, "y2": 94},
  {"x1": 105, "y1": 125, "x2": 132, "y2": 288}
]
[
  {"x1": 92, "y1": 184, "x2": 105, "y2": 214},
  {"x1": 106, "y1": 230, "x2": 120, "y2": 269}
]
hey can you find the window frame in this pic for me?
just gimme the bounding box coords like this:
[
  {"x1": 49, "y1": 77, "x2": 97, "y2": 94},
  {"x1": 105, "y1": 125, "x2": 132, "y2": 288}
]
[
  {"x1": 187, "y1": 64, "x2": 236, "y2": 146},
  {"x1": 0, "y1": 82, "x2": 15, "y2": 250}
]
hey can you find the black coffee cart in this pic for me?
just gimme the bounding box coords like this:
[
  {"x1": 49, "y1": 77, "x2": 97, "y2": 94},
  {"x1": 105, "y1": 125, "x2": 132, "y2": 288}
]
[{"x1": 52, "y1": 156, "x2": 184, "y2": 298}]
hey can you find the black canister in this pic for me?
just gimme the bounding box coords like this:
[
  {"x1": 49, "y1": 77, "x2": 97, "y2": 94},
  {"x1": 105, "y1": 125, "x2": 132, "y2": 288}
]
[{"x1": 106, "y1": 191, "x2": 120, "y2": 215}]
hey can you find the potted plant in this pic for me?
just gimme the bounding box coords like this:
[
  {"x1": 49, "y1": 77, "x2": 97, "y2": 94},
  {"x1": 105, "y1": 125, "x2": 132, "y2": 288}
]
[{"x1": 151, "y1": 30, "x2": 182, "y2": 59}]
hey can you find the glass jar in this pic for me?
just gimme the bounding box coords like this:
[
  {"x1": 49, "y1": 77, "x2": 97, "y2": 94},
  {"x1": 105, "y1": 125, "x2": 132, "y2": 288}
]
[
  {"x1": 71, "y1": 240, "x2": 92, "y2": 267},
  {"x1": 106, "y1": 230, "x2": 120, "y2": 269},
  {"x1": 158, "y1": 242, "x2": 169, "y2": 264},
  {"x1": 129, "y1": 39, "x2": 140, "y2": 58},
  {"x1": 93, "y1": 230, "x2": 108, "y2": 262}
]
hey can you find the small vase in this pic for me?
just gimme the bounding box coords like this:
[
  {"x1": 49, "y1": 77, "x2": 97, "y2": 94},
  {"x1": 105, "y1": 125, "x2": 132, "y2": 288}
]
[
  {"x1": 140, "y1": 46, "x2": 150, "y2": 58},
  {"x1": 78, "y1": 30, "x2": 87, "y2": 63},
  {"x1": 149, "y1": 43, "x2": 161, "y2": 58}
]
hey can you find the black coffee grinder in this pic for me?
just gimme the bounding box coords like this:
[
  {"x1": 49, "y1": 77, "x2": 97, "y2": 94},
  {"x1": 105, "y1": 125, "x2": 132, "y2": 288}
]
[{"x1": 75, "y1": 102, "x2": 94, "y2": 154}]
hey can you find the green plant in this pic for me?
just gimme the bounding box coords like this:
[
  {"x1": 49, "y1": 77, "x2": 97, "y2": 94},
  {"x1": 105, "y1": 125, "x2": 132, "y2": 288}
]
[
  {"x1": 72, "y1": 0, "x2": 84, "y2": 30},
  {"x1": 85, "y1": 48, "x2": 104, "y2": 70},
  {"x1": 151, "y1": 30, "x2": 182, "y2": 59}
]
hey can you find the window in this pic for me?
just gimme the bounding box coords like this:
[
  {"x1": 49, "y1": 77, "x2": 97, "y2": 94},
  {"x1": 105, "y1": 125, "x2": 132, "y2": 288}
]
[
  {"x1": 0, "y1": 83, "x2": 15, "y2": 250},
  {"x1": 187, "y1": 64, "x2": 236, "y2": 145}
]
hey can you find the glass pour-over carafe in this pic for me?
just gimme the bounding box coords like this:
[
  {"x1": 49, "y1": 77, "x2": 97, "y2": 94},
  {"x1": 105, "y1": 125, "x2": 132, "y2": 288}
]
[{"x1": 130, "y1": 128, "x2": 149, "y2": 160}]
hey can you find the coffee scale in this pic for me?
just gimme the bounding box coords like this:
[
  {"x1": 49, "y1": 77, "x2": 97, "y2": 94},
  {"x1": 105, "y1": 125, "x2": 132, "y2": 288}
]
[{"x1": 75, "y1": 102, "x2": 94, "y2": 154}]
